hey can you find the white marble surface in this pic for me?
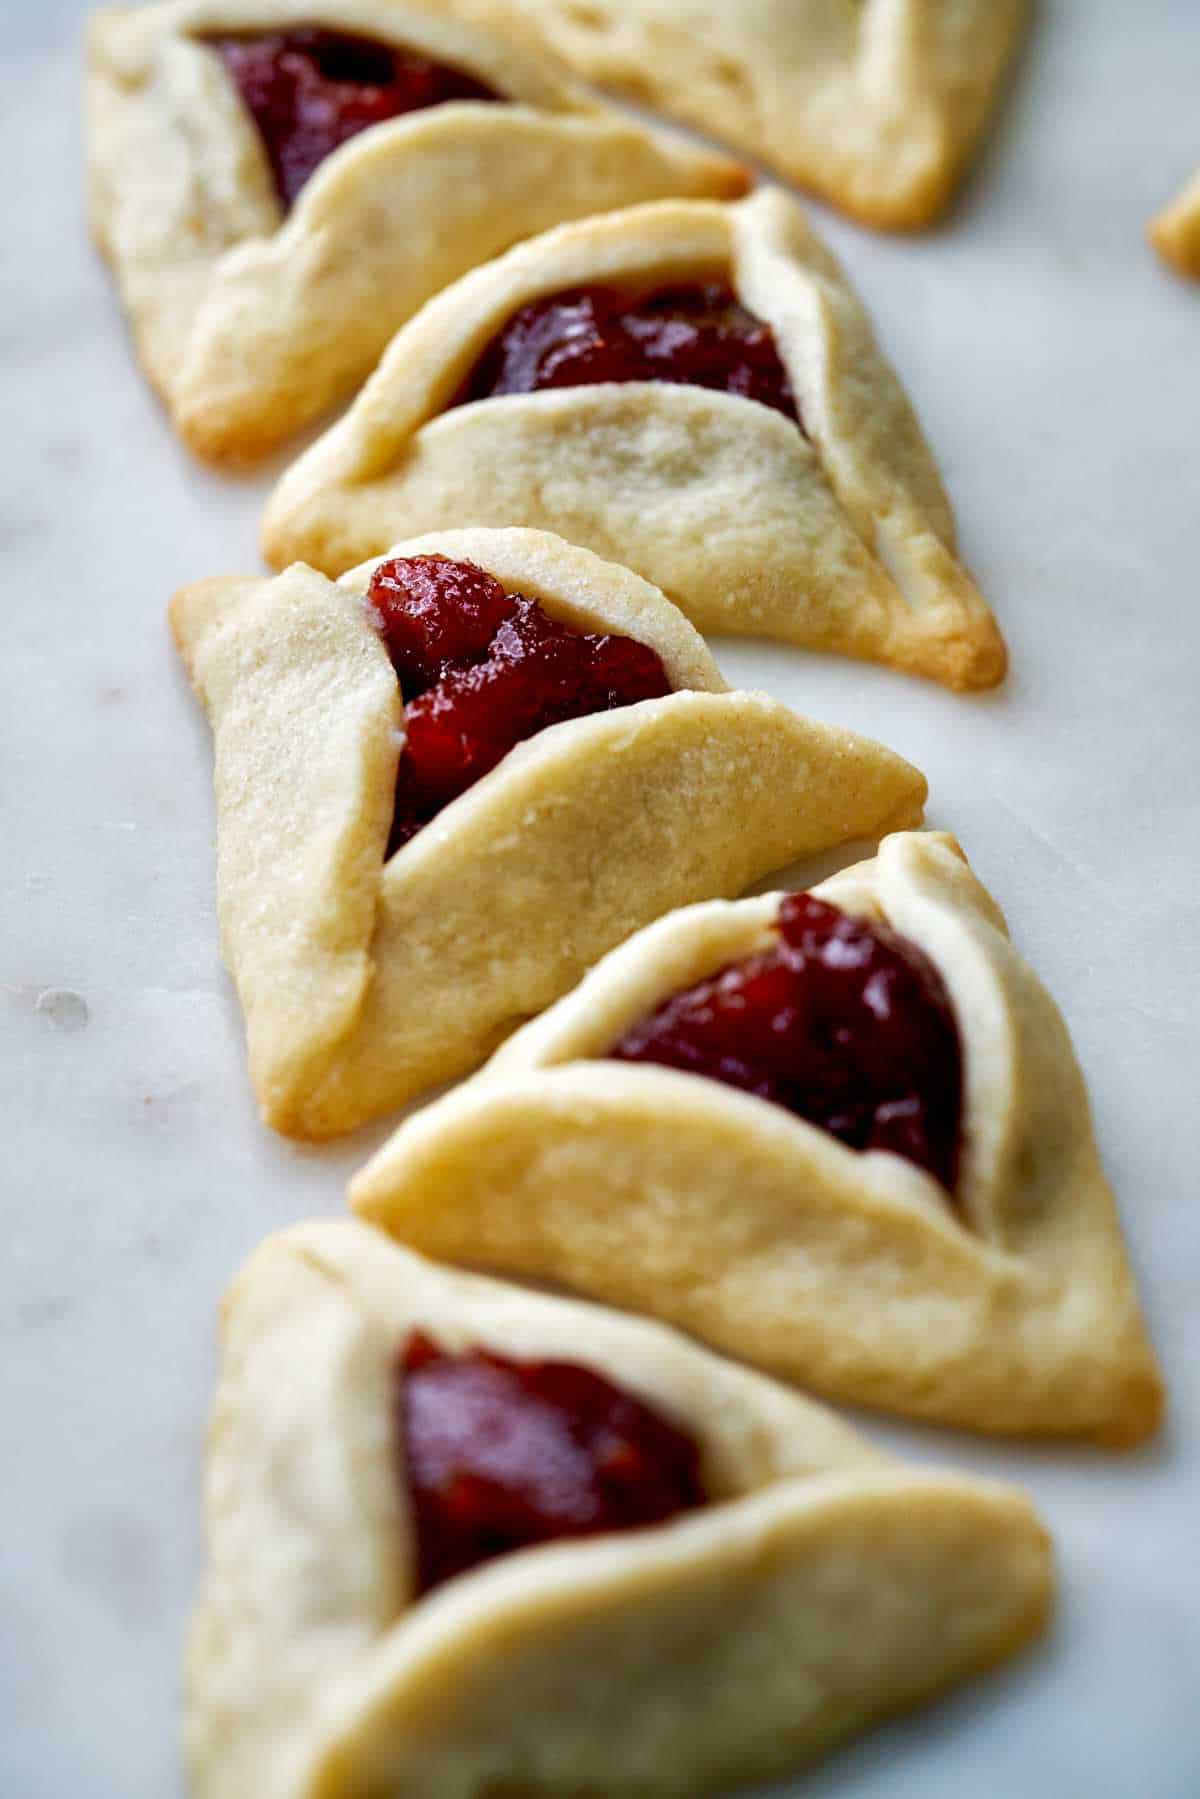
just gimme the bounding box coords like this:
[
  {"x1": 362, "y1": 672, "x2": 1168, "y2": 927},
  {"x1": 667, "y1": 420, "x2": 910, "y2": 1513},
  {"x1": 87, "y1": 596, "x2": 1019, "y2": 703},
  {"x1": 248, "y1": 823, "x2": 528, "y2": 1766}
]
[{"x1": 3, "y1": 2, "x2": 1200, "y2": 1793}]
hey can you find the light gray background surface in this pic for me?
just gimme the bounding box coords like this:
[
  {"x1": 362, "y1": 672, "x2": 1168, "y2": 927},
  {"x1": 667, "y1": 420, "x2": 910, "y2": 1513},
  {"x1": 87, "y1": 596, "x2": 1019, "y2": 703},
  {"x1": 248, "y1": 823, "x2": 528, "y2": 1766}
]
[{"x1": 3, "y1": 2, "x2": 1199, "y2": 1793}]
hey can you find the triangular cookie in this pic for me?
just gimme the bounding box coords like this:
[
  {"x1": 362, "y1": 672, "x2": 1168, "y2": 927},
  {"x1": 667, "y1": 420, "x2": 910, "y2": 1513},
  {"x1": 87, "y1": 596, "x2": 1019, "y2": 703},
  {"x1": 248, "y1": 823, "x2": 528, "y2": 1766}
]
[
  {"x1": 185, "y1": 1218, "x2": 1052, "y2": 1797},
  {"x1": 172, "y1": 527, "x2": 927, "y2": 1136},
  {"x1": 1150, "y1": 167, "x2": 1200, "y2": 277},
  {"x1": 264, "y1": 190, "x2": 1007, "y2": 689},
  {"x1": 436, "y1": 0, "x2": 1029, "y2": 229},
  {"x1": 85, "y1": 0, "x2": 745, "y2": 461},
  {"x1": 353, "y1": 831, "x2": 1164, "y2": 1444}
]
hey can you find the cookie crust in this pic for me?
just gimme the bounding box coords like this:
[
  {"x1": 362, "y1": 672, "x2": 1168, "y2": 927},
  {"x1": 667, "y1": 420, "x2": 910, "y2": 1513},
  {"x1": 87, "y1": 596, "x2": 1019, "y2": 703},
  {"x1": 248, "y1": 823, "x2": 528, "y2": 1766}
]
[
  {"x1": 185, "y1": 1218, "x2": 1053, "y2": 1798},
  {"x1": 353, "y1": 831, "x2": 1164, "y2": 1444},
  {"x1": 1149, "y1": 167, "x2": 1200, "y2": 278},
  {"x1": 172, "y1": 527, "x2": 927, "y2": 1136},
  {"x1": 85, "y1": 0, "x2": 747, "y2": 461},
  {"x1": 434, "y1": 0, "x2": 1030, "y2": 230},
  {"x1": 265, "y1": 189, "x2": 1007, "y2": 689}
]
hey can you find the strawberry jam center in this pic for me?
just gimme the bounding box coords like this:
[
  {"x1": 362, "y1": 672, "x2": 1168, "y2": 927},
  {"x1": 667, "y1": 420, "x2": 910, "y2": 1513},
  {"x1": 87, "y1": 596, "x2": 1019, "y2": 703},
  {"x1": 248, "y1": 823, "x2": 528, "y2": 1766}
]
[
  {"x1": 399, "y1": 1333, "x2": 707, "y2": 1595},
  {"x1": 461, "y1": 282, "x2": 802, "y2": 426},
  {"x1": 210, "y1": 29, "x2": 501, "y2": 208},
  {"x1": 367, "y1": 555, "x2": 673, "y2": 854},
  {"x1": 610, "y1": 893, "x2": 963, "y2": 1193}
]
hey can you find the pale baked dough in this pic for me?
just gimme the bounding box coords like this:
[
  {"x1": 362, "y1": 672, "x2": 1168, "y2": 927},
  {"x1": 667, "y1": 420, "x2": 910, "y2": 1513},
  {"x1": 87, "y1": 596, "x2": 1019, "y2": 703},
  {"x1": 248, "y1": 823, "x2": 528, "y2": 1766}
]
[
  {"x1": 185, "y1": 1217, "x2": 1053, "y2": 1798},
  {"x1": 171, "y1": 527, "x2": 927, "y2": 1137},
  {"x1": 432, "y1": 0, "x2": 1029, "y2": 230},
  {"x1": 1149, "y1": 167, "x2": 1200, "y2": 278},
  {"x1": 85, "y1": 0, "x2": 747, "y2": 462},
  {"x1": 263, "y1": 189, "x2": 1007, "y2": 689},
  {"x1": 353, "y1": 830, "x2": 1165, "y2": 1445}
]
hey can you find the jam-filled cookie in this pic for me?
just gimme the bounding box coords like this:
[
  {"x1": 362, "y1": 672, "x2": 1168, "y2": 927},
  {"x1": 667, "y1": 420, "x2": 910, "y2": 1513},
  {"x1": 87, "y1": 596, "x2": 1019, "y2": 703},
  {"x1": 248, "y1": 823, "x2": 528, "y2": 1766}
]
[
  {"x1": 432, "y1": 0, "x2": 1029, "y2": 230},
  {"x1": 171, "y1": 528, "x2": 927, "y2": 1136},
  {"x1": 264, "y1": 190, "x2": 1006, "y2": 689},
  {"x1": 1150, "y1": 167, "x2": 1200, "y2": 278},
  {"x1": 85, "y1": 0, "x2": 746, "y2": 461},
  {"x1": 185, "y1": 1218, "x2": 1053, "y2": 1797},
  {"x1": 353, "y1": 831, "x2": 1164, "y2": 1444}
]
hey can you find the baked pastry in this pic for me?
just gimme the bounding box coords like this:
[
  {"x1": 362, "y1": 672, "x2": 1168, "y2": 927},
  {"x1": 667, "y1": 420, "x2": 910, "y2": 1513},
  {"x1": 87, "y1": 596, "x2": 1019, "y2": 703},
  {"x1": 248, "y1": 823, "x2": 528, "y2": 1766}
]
[
  {"x1": 171, "y1": 527, "x2": 927, "y2": 1136},
  {"x1": 84, "y1": 1, "x2": 746, "y2": 462},
  {"x1": 432, "y1": 0, "x2": 1029, "y2": 230},
  {"x1": 263, "y1": 190, "x2": 1007, "y2": 689},
  {"x1": 185, "y1": 1217, "x2": 1053, "y2": 1797},
  {"x1": 1149, "y1": 168, "x2": 1200, "y2": 278},
  {"x1": 353, "y1": 830, "x2": 1164, "y2": 1445}
]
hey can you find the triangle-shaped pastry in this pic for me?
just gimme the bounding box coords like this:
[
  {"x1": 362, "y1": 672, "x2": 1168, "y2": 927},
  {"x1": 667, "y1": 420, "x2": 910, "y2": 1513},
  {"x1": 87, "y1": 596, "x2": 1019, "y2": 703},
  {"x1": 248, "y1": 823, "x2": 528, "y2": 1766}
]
[
  {"x1": 264, "y1": 190, "x2": 1007, "y2": 689},
  {"x1": 1150, "y1": 167, "x2": 1200, "y2": 278},
  {"x1": 353, "y1": 830, "x2": 1164, "y2": 1445},
  {"x1": 172, "y1": 527, "x2": 927, "y2": 1137},
  {"x1": 186, "y1": 1218, "x2": 1052, "y2": 1797},
  {"x1": 427, "y1": 0, "x2": 1029, "y2": 230},
  {"x1": 85, "y1": 1, "x2": 746, "y2": 462}
]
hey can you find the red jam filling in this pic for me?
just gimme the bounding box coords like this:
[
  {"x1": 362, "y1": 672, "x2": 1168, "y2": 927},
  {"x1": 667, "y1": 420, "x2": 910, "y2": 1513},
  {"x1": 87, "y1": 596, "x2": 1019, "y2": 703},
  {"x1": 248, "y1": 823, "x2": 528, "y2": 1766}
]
[
  {"x1": 610, "y1": 893, "x2": 963, "y2": 1193},
  {"x1": 399, "y1": 1333, "x2": 707, "y2": 1595},
  {"x1": 367, "y1": 555, "x2": 673, "y2": 854},
  {"x1": 460, "y1": 281, "x2": 802, "y2": 426},
  {"x1": 210, "y1": 29, "x2": 501, "y2": 207}
]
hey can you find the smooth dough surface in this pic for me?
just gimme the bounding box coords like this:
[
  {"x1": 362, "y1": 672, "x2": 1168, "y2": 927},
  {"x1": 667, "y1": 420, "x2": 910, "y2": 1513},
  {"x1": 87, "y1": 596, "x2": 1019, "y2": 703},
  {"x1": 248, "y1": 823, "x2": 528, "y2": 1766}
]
[
  {"x1": 171, "y1": 527, "x2": 928, "y2": 1137},
  {"x1": 353, "y1": 831, "x2": 1164, "y2": 1445},
  {"x1": 264, "y1": 189, "x2": 1006, "y2": 689},
  {"x1": 85, "y1": 0, "x2": 747, "y2": 461},
  {"x1": 434, "y1": 0, "x2": 1030, "y2": 229},
  {"x1": 1149, "y1": 167, "x2": 1200, "y2": 278},
  {"x1": 185, "y1": 1217, "x2": 1053, "y2": 1798}
]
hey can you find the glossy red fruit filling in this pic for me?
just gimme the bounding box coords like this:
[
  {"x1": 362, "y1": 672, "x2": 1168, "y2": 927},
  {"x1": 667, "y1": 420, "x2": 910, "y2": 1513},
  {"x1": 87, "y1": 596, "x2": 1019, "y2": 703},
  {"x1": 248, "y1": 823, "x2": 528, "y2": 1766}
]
[
  {"x1": 399, "y1": 1332, "x2": 707, "y2": 1595},
  {"x1": 210, "y1": 29, "x2": 501, "y2": 208},
  {"x1": 461, "y1": 281, "x2": 802, "y2": 426},
  {"x1": 367, "y1": 555, "x2": 673, "y2": 853},
  {"x1": 610, "y1": 893, "x2": 963, "y2": 1193}
]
